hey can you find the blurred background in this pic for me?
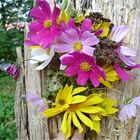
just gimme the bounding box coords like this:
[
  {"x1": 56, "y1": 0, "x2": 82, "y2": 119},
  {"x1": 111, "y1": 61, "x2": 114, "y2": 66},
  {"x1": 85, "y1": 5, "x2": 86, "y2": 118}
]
[{"x1": 0, "y1": 0, "x2": 33, "y2": 139}]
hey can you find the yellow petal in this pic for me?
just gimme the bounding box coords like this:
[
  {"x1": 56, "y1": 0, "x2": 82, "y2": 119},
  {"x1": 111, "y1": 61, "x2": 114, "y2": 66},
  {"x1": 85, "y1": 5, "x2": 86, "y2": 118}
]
[
  {"x1": 72, "y1": 87, "x2": 87, "y2": 95},
  {"x1": 102, "y1": 99, "x2": 117, "y2": 106},
  {"x1": 61, "y1": 111, "x2": 69, "y2": 134},
  {"x1": 100, "y1": 78, "x2": 113, "y2": 88},
  {"x1": 79, "y1": 106, "x2": 104, "y2": 114},
  {"x1": 65, "y1": 112, "x2": 72, "y2": 139},
  {"x1": 79, "y1": 95, "x2": 103, "y2": 107},
  {"x1": 99, "y1": 22, "x2": 110, "y2": 37},
  {"x1": 71, "y1": 95, "x2": 87, "y2": 104},
  {"x1": 65, "y1": 85, "x2": 73, "y2": 102},
  {"x1": 104, "y1": 65, "x2": 114, "y2": 72},
  {"x1": 76, "y1": 110, "x2": 93, "y2": 130},
  {"x1": 55, "y1": 88, "x2": 63, "y2": 105},
  {"x1": 90, "y1": 114, "x2": 101, "y2": 121},
  {"x1": 104, "y1": 107, "x2": 118, "y2": 115},
  {"x1": 42, "y1": 107, "x2": 64, "y2": 118},
  {"x1": 72, "y1": 112, "x2": 83, "y2": 133},
  {"x1": 93, "y1": 120, "x2": 100, "y2": 134}
]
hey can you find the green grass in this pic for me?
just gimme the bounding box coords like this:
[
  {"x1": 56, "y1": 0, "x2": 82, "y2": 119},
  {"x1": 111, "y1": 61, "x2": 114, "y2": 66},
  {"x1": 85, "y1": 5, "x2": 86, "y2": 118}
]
[{"x1": 0, "y1": 73, "x2": 17, "y2": 140}]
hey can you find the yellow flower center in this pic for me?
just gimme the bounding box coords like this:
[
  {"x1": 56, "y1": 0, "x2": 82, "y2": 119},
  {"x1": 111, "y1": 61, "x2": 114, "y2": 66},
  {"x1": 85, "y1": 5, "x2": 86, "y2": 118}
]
[
  {"x1": 59, "y1": 99, "x2": 65, "y2": 105},
  {"x1": 80, "y1": 62, "x2": 91, "y2": 72},
  {"x1": 69, "y1": 104, "x2": 79, "y2": 111},
  {"x1": 74, "y1": 42, "x2": 83, "y2": 51},
  {"x1": 44, "y1": 20, "x2": 52, "y2": 28}
]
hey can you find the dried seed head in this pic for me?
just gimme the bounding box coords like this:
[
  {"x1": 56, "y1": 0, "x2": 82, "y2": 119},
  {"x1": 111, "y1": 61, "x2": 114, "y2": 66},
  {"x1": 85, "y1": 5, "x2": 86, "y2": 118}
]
[{"x1": 93, "y1": 37, "x2": 120, "y2": 66}]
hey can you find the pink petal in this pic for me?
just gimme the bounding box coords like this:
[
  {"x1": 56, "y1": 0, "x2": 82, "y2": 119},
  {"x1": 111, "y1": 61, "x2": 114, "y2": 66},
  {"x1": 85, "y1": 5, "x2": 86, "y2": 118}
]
[
  {"x1": 82, "y1": 34, "x2": 99, "y2": 46},
  {"x1": 114, "y1": 64, "x2": 130, "y2": 81},
  {"x1": 26, "y1": 93, "x2": 44, "y2": 105},
  {"x1": 120, "y1": 46, "x2": 136, "y2": 57},
  {"x1": 97, "y1": 66, "x2": 106, "y2": 80},
  {"x1": 95, "y1": 29, "x2": 103, "y2": 36},
  {"x1": 76, "y1": 70, "x2": 89, "y2": 86},
  {"x1": 128, "y1": 64, "x2": 140, "y2": 69},
  {"x1": 133, "y1": 96, "x2": 140, "y2": 106},
  {"x1": 80, "y1": 31, "x2": 91, "y2": 41},
  {"x1": 65, "y1": 65, "x2": 80, "y2": 76},
  {"x1": 65, "y1": 29, "x2": 79, "y2": 41},
  {"x1": 111, "y1": 25, "x2": 128, "y2": 43},
  {"x1": 118, "y1": 106, "x2": 128, "y2": 122},
  {"x1": 30, "y1": 8, "x2": 46, "y2": 22},
  {"x1": 61, "y1": 56, "x2": 78, "y2": 65},
  {"x1": 37, "y1": 103, "x2": 47, "y2": 112},
  {"x1": 52, "y1": 3, "x2": 60, "y2": 19},
  {"x1": 24, "y1": 40, "x2": 37, "y2": 46},
  {"x1": 51, "y1": 25, "x2": 61, "y2": 38},
  {"x1": 59, "y1": 32, "x2": 75, "y2": 44},
  {"x1": 82, "y1": 46, "x2": 95, "y2": 56},
  {"x1": 81, "y1": 18, "x2": 92, "y2": 32},
  {"x1": 54, "y1": 44, "x2": 73, "y2": 53},
  {"x1": 89, "y1": 70, "x2": 100, "y2": 87},
  {"x1": 29, "y1": 21, "x2": 43, "y2": 32},
  {"x1": 67, "y1": 18, "x2": 77, "y2": 29},
  {"x1": 126, "y1": 104, "x2": 136, "y2": 118},
  {"x1": 37, "y1": 0, "x2": 51, "y2": 19}
]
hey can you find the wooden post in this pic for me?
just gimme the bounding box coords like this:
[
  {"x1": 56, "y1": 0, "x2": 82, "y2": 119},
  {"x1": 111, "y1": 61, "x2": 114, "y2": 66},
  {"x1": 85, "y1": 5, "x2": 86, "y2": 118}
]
[{"x1": 15, "y1": 0, "x2": 140, "y2": 140}]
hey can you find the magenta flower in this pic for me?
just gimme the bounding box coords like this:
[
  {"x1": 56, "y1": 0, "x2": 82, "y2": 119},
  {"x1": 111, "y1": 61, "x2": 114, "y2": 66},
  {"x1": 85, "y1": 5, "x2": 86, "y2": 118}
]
[
  {"x1": 119, "y1": 96, "x2": 140, "y2": 123},
  {"x1": 28, "y1": 0, "x2": 61, "y2": 48},
  {"x1": 54, "y1": 19, "x2": 99, "y2": 56},
  {"x1": 61, "y1": 52, "x2": 106, "y2": 87},
  {"x1": 6, "y1": 64, "x2": 19, "y2": 80},
  {"x1": 26, "y1": 93, "x2": 47, "y2": 112}
]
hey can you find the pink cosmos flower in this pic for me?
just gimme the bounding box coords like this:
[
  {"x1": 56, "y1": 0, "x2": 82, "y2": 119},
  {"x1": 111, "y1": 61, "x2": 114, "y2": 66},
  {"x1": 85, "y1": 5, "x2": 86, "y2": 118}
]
[
  {"x1": 110, "y1": 26, "x2": 140, "y2": 81},
  {"x1": 6, "y1": 64, "x2": 19, "y2": 80},
  {"x1": 28, "y1": 0, "x2": 61, "y2": 48},
  {"x1": 61, "y1": 52, "x2": 106, "y2": 87},
  {"x1": 26, "y1": 93, "x2": 47, "y2": 112},
  {"x1": 54, "y1": 19, "x2": 99, "y2": 56},
  {"x1": 119, "y1": 96, "x2": 140, "y2": 123}
]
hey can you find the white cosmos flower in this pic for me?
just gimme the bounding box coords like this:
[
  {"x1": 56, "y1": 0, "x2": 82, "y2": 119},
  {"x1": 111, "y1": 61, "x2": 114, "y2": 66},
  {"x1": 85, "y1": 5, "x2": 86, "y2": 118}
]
[{"x1": 30, "y1": 46, "x2": 55, "y2": 70}]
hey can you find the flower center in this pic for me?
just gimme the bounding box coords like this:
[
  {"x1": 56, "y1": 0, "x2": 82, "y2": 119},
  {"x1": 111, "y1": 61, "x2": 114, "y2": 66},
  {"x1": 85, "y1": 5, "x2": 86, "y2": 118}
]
[
  {"x1": 74, "y1": 42, "x2": 83, "y2": 51},
  {"x1": 80, "y1": 62, "x2": 91, "y2": 72},
  {"x1": 44, "y1": 20, "x2": 52, "y2": 28},
  {"x1": 69, "y1": 104, "x2": 79, "y2": 111},
  {"x1": 59, "y1": 99, "x2": 65, "y2": 105}
]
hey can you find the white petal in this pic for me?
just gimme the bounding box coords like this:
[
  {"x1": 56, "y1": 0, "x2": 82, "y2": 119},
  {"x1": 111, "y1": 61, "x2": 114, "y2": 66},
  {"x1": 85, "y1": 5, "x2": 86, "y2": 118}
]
[
  {"x1": 30, "y1": 54, "x2": 50, "y2": 64},
  {"x1": 36, "y1": 58, "x2": 51, "y2": 70},
  {"x1": 31, "y1": 48, "x2": 46, "y2": 56}
]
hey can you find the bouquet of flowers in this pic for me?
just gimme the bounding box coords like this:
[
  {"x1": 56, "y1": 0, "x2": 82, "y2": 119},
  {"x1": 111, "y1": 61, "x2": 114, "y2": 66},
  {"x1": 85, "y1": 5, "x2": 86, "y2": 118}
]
[{"x1": 6, "y1": 0, "x2": 140, "y2": 139}]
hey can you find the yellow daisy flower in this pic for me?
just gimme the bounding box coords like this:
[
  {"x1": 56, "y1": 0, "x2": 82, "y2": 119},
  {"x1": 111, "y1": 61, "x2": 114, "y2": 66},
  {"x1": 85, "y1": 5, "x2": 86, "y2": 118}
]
[
  {"x1": 43, "y1": 84, "x2": 87, "y2": 117},
  {"x1": 100, "y1": 65, "x2": 119, "y2": 88},
  {"x1": 61, "y1": 93, "x2": 105, "y2": 138}
]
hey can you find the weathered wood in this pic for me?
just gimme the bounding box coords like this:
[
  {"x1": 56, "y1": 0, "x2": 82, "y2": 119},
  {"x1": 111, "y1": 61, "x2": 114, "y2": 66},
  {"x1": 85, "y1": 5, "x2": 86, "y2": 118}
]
[
  {"x1": 15, "y1": 47, "x2": 29, "y2": 140},
  {"x1": 22, "y1": 0, "x2": 140, "y2": 140}
]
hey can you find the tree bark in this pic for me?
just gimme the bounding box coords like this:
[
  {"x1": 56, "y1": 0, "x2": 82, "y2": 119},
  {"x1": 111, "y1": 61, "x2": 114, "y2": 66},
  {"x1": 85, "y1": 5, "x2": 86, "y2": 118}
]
[{"x1": 21, "y1": 0, "x2": 140, "y2": 140}]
